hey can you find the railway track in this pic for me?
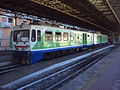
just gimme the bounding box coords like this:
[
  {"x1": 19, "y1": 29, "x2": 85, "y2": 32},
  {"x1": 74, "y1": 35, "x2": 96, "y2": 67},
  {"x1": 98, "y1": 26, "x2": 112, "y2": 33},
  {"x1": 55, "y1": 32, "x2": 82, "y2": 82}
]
[
  {"x1": 0, "y1": 64, "x2": 22, "y2": 74},
  {"x1": 48, "y1": 49, "x2": 112, "y2": 90},
  {"x1": 16, "y1": 46, "x2": 113, "y2": 90}
]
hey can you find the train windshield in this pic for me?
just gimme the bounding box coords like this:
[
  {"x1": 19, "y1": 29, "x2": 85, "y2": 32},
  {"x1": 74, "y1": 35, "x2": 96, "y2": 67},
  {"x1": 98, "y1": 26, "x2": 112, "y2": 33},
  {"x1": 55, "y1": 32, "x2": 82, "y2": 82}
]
[{"x1": 13, "y1": 30, "x2": 30, "y2": 42}]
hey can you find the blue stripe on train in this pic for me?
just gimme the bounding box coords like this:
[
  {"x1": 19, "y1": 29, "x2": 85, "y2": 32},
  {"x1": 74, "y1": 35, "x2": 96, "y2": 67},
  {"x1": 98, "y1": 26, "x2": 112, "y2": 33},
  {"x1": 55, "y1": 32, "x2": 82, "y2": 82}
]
[
  {"x1": 30, "y1": 43, "x2": 106, "y2": 64},
  {"x1": 14, "y1": 43, "x2": 107, "y2": 64},
  {"x1": 30, "y1": 45, "x2": 85, "y2": 64},
  {"x1": 30, "y1": 51, "x2": 44, "y2": 64}
]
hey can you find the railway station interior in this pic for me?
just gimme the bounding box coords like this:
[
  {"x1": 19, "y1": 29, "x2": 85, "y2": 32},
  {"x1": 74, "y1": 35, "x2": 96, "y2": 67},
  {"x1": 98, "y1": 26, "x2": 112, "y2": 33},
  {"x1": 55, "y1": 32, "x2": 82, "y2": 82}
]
[{"x1": 0, "y1": 0, "x2": 120, "y2": 90}]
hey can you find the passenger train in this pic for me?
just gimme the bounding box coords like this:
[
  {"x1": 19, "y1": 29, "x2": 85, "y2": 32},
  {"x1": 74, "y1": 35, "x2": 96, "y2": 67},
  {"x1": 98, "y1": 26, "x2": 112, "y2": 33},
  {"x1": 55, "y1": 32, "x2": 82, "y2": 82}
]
[{"x1": 11, "y1": 24, "x2": 108, "y2": 64}]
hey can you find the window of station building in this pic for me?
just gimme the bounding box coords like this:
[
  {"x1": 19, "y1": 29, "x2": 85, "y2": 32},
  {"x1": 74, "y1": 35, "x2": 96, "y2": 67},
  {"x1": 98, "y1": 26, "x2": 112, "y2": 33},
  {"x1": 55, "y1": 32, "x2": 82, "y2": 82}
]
[
  {"x1": 37, "y1": 30, "x2": 41, "y2": 42},
  {"x1": 31, "y1": 29, "x2": 36, "y2": 42},
  {"x1": 70, "y1": 33, "x2": 74, "y2": 41},
  {"x1": 2, "y1": 17, "x2": 7, "y2": 22},
  {"x1": 45, "y1": 31, "x2": 53, "y2": 41},
  {"x1": 55, "y1": 32, "x2": 61, "y2": 41},
  {"x1": 22, "y1": 20, "x2": 27, "y2": 25},
  {"x1": 63, "y1": 32, "x2": 68, "y2": 41},
  {"x1": 8, "y1": 18, "x2": 13, "y2": 23}
]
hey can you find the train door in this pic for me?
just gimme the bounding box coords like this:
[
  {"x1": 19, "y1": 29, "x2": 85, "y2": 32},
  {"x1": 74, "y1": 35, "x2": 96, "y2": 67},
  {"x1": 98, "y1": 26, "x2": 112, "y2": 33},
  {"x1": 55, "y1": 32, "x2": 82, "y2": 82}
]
[
  {"x1": 94, "y1": 34, "x2": 97, "y2": 45},
  {"x1": 82, "y1": 33, "x2": 87, "y2": 48},
  {"x1": 76, "y1": 34, "x2": 79, "y2": 45},
  {"x1": 91, "y1": 33, "x2": 94, "y2": 45},
  {"x1": 31, "y1": 29, "x2": 37, "y2": 50},
  {"x1": 31, "y1": 29, "x2": 43, "y2": 49},
  {"x1": 36, "y1": 30, "x2": 41, "y2": 48},
  {"x1": 87, "y1": 33, "x2": 91, "y2": 45},
  {"x1": 79, "y1": 33, "x2": 82, "y2": 45},
  {"x1": 83, "y1": 33, "x2": 87, "y2": 45},
  {"x1": 70, "y1": 32, "x2": 75, "y2": 46},
  {"x1": 55, "y1": 32, "x2": 61, "y2": 47},
  {"x1": 97, "y1": 34, "x2": 101, "y2": 44}
]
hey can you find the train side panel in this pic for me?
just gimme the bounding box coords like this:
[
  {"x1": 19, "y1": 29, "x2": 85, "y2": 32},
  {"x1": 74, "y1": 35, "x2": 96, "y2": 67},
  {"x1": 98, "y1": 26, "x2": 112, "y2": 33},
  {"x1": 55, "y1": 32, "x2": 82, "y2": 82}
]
[{"x1": 12, "y1": 25, "x2": 109, "y2": 64}]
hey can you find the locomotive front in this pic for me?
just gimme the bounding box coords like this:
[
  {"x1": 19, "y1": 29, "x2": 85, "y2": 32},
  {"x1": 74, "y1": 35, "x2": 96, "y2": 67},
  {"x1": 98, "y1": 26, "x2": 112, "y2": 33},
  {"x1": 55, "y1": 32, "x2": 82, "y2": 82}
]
[{"x1": 12, "y1": 25, "x2": 31, "y2": 64}]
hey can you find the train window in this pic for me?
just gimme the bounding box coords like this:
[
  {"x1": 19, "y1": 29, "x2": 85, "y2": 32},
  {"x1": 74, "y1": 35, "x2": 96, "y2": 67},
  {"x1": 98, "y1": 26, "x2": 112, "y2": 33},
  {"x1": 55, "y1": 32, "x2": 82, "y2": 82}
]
[
  {"x1": 88, "y1": 35, "x2": 89, "y2": 37},
  {"x1": 70, "y1": 33, "x2": 74, "y2": 40},
  {"x1": 8, "y1": 18, "x2": 13, "y2": 23},
  {"x1": 37, "y1": 30, "x2": 41, "y2": 42},
  {"x1": 31, "y1": 29, "x2": 36, "y2": 42},
  {"x1": 63, "y1": 32, "x2": 68, "y2": 41},
  {"x1": 13, "y1": 30, "x2": 29, "y2": 42},
  {"x1": 55, "y1": 32, "x2": 61, "y2": 41},
  {"x1": 45, "y1": 31, "x2": 53, "y2": 41}
]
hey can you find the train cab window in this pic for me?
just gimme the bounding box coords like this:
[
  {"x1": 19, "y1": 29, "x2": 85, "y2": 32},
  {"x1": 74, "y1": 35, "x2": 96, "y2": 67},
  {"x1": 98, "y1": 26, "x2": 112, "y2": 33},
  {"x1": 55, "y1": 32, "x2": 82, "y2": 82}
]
[
  {"x1": 63, "y1": 32, "x2": 68, "y2": 41},
  {"x1": 13, "y1": 30, "x2": 29, "y2": 42},
  {"x1": 88, "y1": 35, "x2": 89, "y2": 37},
  {"x1": 31, "y1": 29, "x2": 36, "y2": 42},
  {"x1": 70, "y1": 33, "x2": 74, "y2": 41},
  {"x1": 45, "y1": 31, "x2": 53, "y2": 41},
  {"x1": 37, "y1": 30, "x2": 41, "y2": 42},
  {"x1": 55, "y1": 32, "x2": 61, "y2": 41}
]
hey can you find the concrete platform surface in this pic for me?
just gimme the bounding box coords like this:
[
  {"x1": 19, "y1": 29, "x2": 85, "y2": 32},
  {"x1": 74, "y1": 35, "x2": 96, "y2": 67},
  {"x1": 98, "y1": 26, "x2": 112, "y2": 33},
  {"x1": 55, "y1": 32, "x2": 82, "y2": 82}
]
[
  {"x1": 0, "y1": 55, "x2": 11, "y2": 63},
  {"x1": 59, "y1": 46, "x2": 120, "y2": 90}
]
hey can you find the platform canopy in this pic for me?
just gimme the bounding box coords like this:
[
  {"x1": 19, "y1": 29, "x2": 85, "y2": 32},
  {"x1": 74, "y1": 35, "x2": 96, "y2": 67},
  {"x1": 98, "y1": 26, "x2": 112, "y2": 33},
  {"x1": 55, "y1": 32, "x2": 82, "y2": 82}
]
[{"x1": 0, "y1": 0, "x2": 119, "y2": 33}]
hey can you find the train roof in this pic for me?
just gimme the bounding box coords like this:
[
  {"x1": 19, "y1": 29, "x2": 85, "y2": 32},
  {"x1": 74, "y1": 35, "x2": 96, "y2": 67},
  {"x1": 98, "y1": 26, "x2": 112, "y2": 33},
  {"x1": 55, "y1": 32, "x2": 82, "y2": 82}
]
[{"x1": 13, "y1": 24, "x2": 102, "y2": 34}]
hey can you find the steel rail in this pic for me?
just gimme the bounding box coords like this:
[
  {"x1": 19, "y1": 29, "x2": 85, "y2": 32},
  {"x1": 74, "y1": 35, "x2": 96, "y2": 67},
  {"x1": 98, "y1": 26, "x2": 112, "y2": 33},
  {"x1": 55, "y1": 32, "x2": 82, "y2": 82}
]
[
  {"x1": 47, "y1": 49, "x2": 113, "y2": 90},
  {"x1": 0, "y1": 64, "x2": 22, "y2": 74}
]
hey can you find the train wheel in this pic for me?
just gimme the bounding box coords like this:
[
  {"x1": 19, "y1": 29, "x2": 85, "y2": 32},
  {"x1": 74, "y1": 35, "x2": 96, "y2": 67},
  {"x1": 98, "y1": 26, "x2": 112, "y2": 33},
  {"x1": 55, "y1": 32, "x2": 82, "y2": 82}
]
[
  {"x1": 11, "y1": 56, "x2": 20, "y2": 64},
  {"x1": 22, "y1": 60, "x2": 26, "y2": 64},
  {"x1": 26, "y1": 59, "x2": 31, "y2": 64},
  {"x1": 76, "y1": 48, "x2": 79, "y2": 52}
]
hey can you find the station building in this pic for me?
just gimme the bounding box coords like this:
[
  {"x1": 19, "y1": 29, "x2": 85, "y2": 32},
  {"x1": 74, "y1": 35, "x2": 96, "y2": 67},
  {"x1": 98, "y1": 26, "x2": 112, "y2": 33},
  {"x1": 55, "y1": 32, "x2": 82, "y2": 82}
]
[{"x1": 0, "y1": 15, "x2": 30, "y2": 50}]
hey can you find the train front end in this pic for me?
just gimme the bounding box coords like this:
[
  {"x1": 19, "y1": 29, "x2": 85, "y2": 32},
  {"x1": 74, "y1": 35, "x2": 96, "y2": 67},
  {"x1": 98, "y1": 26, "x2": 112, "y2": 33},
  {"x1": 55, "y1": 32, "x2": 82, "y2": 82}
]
[{"x1": 12, "y1": 25, "x2": 31, "y2": 64}]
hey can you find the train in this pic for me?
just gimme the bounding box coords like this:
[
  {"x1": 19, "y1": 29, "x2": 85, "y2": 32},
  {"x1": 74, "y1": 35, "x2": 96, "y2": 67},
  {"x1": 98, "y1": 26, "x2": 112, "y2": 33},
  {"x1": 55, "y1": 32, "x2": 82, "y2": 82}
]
[{"x1": 10, "y1": 24, "x2": 108, "y2": 64}]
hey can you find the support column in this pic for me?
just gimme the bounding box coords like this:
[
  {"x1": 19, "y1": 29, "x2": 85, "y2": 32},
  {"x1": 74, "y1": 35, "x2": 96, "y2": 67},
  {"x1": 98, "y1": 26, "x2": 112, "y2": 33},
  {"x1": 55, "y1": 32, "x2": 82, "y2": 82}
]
[{"x1": 14, "y1": 12, "x2": 17, "y2": 26}]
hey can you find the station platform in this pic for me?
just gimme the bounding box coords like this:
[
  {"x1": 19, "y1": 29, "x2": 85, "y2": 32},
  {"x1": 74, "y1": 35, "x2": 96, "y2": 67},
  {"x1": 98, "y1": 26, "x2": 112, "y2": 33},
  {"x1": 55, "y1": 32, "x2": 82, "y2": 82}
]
[
  {"x1": 0, "y1": 55, "x2": 11, "y2": 62},
  {"x1": 0, "y1": 55, "x2": 11, "y2": 67},
  {"x1": 59, "y1": 46, "x2": 120, "y2": 90}
]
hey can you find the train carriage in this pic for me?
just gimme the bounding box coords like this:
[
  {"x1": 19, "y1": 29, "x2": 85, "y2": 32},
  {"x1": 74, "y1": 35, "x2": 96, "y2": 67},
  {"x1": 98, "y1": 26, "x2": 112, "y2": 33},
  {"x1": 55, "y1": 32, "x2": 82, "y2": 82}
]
[{"x1": 11, "y1": 24, "x2": 108, "y2": 64}]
